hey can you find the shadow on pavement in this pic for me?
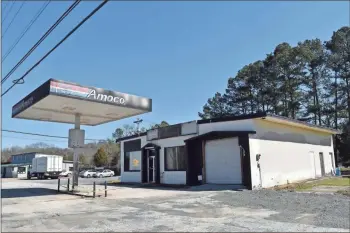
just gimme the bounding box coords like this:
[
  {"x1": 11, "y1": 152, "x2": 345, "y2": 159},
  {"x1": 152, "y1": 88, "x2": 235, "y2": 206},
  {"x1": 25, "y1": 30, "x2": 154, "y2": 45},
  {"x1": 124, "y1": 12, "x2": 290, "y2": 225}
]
[
  {"x1": 107, "y1": 182, "x2": 247, "y2": 192},
  {"x1": 1, "y1": 188, "x2": 60, "y2": 199}
]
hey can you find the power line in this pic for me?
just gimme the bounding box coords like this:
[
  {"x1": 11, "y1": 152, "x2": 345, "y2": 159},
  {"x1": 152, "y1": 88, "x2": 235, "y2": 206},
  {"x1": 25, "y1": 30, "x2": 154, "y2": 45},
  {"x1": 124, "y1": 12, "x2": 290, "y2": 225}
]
[
  {"x1": 2, "y1": 1, "x2": 51, "y2": 62},
  {"x1": 2, "y1": 135, "x2": 68, "y2": 143},
  {"x1": 133, "y1": 118, "x2": 143, "y2": 134},
  {"x1": 2, "y1": 1, "x2": 10, "y2": 12},
  {"x1": 1, "y1": 0, "x2": 109, "y2": 96},
  {"x1": 2, "y1": 0, "x2": 26, "y2": 39},
  {"x1": 1, "y1": 0, "x2": 81, "y2": 85},
  {"x1": 2, "y1": 1, "x2": 16, "y2": 24},
  {"x1": 2, "y1": 129, "x2": 105, "y2": 142}
]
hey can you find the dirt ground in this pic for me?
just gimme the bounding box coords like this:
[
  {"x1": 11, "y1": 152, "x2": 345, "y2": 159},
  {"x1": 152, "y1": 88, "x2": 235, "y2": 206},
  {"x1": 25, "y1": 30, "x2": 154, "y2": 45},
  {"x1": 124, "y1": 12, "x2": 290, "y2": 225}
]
[{"x1": 1, "y1": 178, "x2": 349, "y2": 232}]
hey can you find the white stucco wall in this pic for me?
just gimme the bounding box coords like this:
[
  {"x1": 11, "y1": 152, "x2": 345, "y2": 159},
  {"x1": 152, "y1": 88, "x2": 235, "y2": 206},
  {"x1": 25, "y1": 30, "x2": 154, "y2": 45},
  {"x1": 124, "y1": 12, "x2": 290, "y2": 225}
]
[
  {"x1": 199, "y1": 119, "x2": 255, "y2": 135},
  {"x1": 120, "y1": 134, "x2": 193, "y2": 185},
  {"x1": 152, "y1": 135, "x2": 194, "y2": 185},
  {"x1": 120, "y1": 135, "x2": 147, "y2": 183},
  {"x1": 249, "y1": 119, "x2": 335, "y2": 189}
]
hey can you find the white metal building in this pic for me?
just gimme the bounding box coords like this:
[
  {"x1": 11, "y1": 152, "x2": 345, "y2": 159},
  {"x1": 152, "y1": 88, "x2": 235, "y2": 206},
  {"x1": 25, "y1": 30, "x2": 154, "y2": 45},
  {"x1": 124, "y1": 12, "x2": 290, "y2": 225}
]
[
  {"x1": 62, "y1": 161, "x2": 74, "y2": 173},
  {"x1": 116, "y1": 113, "x2": 338, "y2": 189},
  {"x1": 1, "y1": 153, "x2": 73, "y2": 179}
]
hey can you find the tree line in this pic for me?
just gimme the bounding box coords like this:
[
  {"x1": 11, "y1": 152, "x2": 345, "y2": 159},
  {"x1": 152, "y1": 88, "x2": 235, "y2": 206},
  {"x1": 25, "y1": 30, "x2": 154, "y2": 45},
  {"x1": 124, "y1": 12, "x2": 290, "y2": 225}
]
[
  {"x1": 1, "y1": 141, "x2": 119, "y2": 166},
  {"x1": 112, "y1": 121, "x2": 170, "y2": 139},
  {"x1": 1, "y1": 121, "x2": 170, "y2": 173},
  {"x1": 198, "y1": 26, "x2": 350, "y2": 164}
]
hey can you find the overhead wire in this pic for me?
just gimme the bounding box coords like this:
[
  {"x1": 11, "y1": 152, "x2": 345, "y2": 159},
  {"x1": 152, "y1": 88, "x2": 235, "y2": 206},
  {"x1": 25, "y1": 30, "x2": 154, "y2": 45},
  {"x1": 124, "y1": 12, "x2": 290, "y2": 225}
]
[
  {"x1": 2, "y1": 129, "x2": 106, "y2": 142},
  {"x1": 2, "y1": 0, "x2": 51, "y2": 62},
  {"x1": 1, "y1": 0, "x2": 81, "y2": 85},
  {"x1": 2, "y1": 0, "x2": 26, "y2": 39},
  {"x1": 1, "y1": 0, "x2": 109, "y2": 97},
  {"x1": 2, "y1": 1, "x2": 10, "y2": 12},
  {"x1": 2, "y1": 1, "x2": 16, "y2": 24},
  {"x1": 2, "y1": 135, "x2": 68, "y2": 143}
]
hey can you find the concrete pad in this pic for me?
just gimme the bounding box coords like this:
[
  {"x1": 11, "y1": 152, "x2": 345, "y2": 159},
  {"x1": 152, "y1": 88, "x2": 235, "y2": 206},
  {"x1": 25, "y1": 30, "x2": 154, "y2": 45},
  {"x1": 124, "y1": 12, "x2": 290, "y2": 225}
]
[
  {"x1": 2, "y1": 179, "x2": 349, "y2": 232},
  {"x1": 105, "y1": 186, "x2": 188, "y2": 199},
  {"x1": 188, "y1": 184, "x2": 247, "y2": 191}
]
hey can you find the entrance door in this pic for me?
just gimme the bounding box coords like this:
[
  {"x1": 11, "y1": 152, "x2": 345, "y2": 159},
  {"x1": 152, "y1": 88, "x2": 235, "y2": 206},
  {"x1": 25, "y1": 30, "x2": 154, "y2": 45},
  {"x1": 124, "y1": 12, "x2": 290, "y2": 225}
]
[
  {"x1": 142, "y1": 145, "x2": 160, "y2": 184},
  {"x1": 147, "y1": 150, "x2": 156, "y2": 183},
  {"x1": 319, "y1": 152, "x2": 325, "y2": 176}
]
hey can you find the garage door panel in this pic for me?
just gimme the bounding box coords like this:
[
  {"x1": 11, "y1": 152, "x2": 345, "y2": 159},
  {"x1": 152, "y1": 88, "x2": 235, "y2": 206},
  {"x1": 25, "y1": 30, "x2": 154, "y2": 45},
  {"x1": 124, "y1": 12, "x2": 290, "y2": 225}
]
[{"x1": 205, "y1": 138, "x2": 242, "y2": 184}]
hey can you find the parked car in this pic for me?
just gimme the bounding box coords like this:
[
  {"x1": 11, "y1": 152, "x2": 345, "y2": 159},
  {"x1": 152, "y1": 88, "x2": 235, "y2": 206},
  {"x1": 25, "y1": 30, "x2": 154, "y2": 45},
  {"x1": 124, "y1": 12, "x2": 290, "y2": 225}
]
[
  {"x1": 59, "y1": 170, "x2": 72, "y2": 177},
  {"x1": 94, "y1": 169, "x2": 115, "y2": 178},
  {"x1": 80, "y1": 170, "x2": 96, "y2": 178}
]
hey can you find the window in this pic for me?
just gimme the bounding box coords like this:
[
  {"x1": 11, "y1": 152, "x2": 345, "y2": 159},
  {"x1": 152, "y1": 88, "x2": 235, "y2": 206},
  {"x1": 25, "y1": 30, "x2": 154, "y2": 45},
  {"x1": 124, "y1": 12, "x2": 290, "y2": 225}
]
[
  {"x1": 124, "y1": 151, "x2": 141, "y2": 171},
  {"x1": 164, "y1": 146, "x2": 186, "y2": 171},
  {"x1": 69, "y1": 167, "x2": 73, "y2": 172}
]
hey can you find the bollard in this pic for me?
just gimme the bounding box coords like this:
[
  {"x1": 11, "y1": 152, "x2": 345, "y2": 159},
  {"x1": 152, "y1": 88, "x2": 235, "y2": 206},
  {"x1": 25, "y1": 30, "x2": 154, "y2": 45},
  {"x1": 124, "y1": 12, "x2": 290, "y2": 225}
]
[
  {"x1": 58, "y1": 178, "x2": 60, "y2": 192},
  {"x1": 105, "y1": 181, "x2": 107, "y2": 197},
  {"x1": 67, "y1": 178, "x2": 70, "y2": 192},
  {"x1": 93, "y1": 181, "x2": 96, "y2": 198}
]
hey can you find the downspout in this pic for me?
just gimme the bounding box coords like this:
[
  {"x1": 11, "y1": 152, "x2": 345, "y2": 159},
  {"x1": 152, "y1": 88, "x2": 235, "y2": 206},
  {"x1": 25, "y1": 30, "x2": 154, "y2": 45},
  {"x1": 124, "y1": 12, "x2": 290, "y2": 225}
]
[{"x1": 256, "y1": 154, "x2": 262, "y2": 189}]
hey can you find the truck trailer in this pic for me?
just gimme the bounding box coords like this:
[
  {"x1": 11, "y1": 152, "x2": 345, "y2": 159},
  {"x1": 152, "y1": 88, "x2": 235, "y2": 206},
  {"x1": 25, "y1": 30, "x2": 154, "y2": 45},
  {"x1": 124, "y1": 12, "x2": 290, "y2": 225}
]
[{"x1": 30, "y1": 155, "x2": 63, "y2": 179}]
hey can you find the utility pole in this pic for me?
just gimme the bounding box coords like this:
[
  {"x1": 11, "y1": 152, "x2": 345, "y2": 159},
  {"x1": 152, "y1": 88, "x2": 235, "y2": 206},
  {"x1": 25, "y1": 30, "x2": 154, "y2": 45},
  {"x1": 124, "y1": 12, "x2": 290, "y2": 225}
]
[{"x1": 133, "y1": 118, "x2": 143, "y2": 135}]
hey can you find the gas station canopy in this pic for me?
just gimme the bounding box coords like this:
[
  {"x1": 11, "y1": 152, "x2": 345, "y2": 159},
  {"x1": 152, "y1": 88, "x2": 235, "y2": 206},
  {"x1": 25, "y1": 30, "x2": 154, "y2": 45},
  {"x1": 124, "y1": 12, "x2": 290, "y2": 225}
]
[{"x1": 12, "y1": 79, "x2": 152, "y2": 126}]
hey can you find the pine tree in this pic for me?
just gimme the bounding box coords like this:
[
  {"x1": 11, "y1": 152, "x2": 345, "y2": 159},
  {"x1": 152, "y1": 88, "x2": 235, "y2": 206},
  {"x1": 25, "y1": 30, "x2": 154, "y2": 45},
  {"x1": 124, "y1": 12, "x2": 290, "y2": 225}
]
[{"x1": 93, "y1": 147, "x2": 108, "y2": 167}]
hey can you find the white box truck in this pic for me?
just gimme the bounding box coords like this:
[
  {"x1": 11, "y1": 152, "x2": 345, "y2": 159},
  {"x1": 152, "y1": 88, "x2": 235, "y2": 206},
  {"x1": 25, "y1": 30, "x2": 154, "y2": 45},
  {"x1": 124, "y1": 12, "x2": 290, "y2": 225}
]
[{"x1": 30, "y1": 155, "x2": 63, "y2": 179}]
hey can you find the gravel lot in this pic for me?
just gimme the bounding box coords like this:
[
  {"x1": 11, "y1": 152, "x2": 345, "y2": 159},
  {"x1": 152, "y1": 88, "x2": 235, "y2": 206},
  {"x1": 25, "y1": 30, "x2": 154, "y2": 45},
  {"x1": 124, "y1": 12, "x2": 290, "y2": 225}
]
[{"x1": 1, "y1": 179, "x2": 349, "y2": 232}]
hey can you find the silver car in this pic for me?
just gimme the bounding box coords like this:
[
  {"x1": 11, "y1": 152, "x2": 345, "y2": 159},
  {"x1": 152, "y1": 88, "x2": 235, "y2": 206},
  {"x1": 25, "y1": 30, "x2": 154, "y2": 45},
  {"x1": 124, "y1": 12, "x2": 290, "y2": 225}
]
[
  {"x1": 80, "y1": 170, "x2": 96, "y2": 178},
  {"x1": 95, "y1": 169, "x2": 114, "y2": 178}
]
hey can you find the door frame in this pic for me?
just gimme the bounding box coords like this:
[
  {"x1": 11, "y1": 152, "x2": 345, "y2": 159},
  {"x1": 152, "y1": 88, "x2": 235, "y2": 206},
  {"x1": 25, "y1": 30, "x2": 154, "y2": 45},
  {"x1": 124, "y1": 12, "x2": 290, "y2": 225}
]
[
  {"x1": 184, "y1": 131, "x2": 254, "y2": 189},
  {"x1": 147, "y1": 151, "x2": 156, "y2": 183},
  {"x1": 141, "y1": 143, "x2": 161, "y2": 184}
]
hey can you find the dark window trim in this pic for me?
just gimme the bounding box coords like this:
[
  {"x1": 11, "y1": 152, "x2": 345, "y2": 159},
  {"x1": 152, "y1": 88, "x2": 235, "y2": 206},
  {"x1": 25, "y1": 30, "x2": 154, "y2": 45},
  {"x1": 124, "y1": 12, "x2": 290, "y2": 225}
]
[
  {"x1": 124, "y1": 151, "x2": 141, "y2": 172},
  {"x1": 164, "y1": 145, "x2": 187, "y2": 172},
  {"x1": 158, "y1": 125, "x2": 182, "y2": 140},
  {"x1": 116, "y1": 133, "x2": 147, "y2": 143}
]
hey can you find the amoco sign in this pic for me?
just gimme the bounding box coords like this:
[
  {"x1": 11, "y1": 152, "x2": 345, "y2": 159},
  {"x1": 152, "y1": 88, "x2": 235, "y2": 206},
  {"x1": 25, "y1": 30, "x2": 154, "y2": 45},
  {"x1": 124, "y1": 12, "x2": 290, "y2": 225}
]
[{"x1": 87, "y1": 89, "x2": 126, "y2": 105}]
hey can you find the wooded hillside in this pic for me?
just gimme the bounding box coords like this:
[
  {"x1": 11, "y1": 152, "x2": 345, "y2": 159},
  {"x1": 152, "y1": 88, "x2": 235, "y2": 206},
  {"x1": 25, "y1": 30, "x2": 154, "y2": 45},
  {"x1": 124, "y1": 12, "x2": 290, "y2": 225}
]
[{"x1": 198, "y1": 26, "x2": 350, "y2": 164}]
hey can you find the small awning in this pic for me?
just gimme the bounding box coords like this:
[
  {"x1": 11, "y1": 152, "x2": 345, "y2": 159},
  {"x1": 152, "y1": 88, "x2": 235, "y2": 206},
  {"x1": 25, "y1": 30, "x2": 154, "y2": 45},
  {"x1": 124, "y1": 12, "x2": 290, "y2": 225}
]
[
  {"x1": 184, "y1": 131, "x2": 256, "y2": 143},
  {"x1": 142, "y1": 143, "x2": 161, "y2": 150}
]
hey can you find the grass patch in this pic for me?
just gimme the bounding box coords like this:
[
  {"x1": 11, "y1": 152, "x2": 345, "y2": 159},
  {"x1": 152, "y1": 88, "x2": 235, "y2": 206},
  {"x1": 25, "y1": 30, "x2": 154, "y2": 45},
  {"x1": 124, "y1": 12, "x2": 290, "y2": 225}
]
[
  {"x1": 107, "y1": 180, "x2": 120, "y2": 184},
  {"x1": 295, "y1": 177, "x2": 350, "y2": 191},
  {"x1": 273, "y1": 177, "x2": 350, "y2": 191},
  {"x1": 340, "y1": 167, "x2": 350, "y2": 171},
  {"x1": 314, "y1": 177, "x2": 350, "y2": 186}
]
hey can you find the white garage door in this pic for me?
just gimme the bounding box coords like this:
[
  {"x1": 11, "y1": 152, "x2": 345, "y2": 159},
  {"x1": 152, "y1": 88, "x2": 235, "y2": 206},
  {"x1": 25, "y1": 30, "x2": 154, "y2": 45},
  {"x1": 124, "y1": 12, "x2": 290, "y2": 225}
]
[{"x1": 205, "y1": 138, "x2": 242, "y2": 184}]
